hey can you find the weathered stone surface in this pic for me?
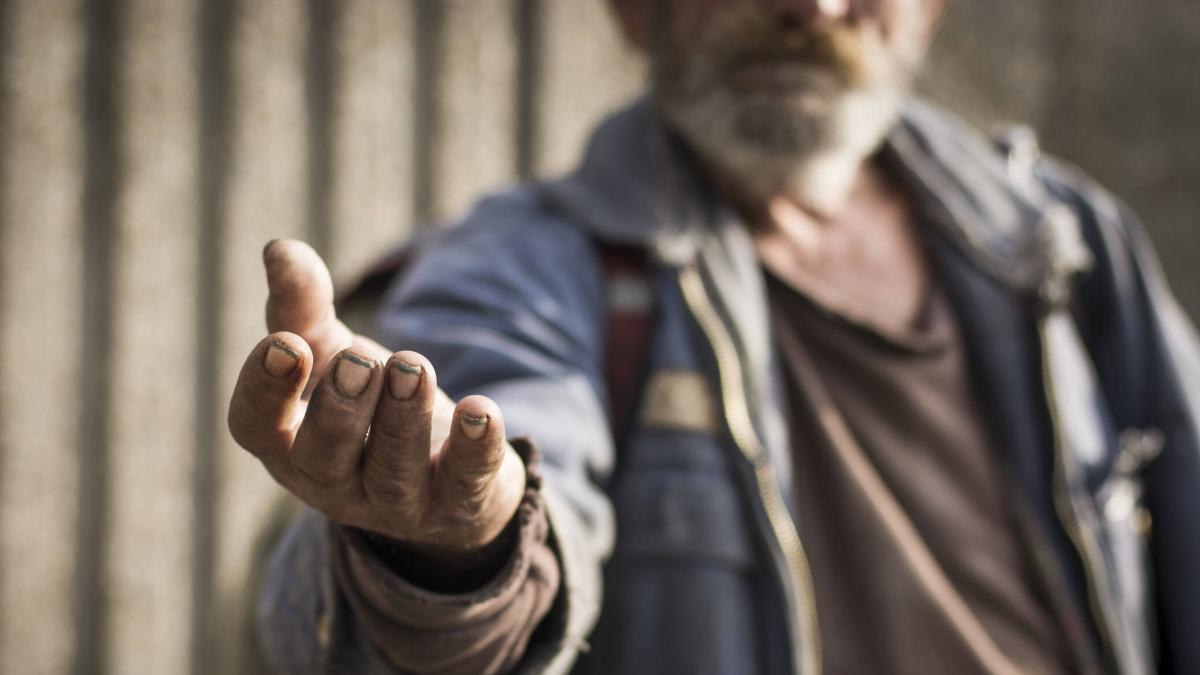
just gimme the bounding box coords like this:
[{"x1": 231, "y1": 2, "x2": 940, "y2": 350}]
[
  {"x1": 215, "y1": 0, "x2": 306, "y2": 671},
  {"x1": 533, "y1": 1, "x2": 644, "y2": 176},
  {"x1": 328, "y1": 0, "x2": 417, "y2": 286},
  {"x1": 428, "y1": 0, "x2": 520, "y2": 222},
  {"x1": 0, "y1": 2, "x2": 85, "y2": 673},
  {"x1": 924, "y1": 0, "x2": 1200, "y2": 316},
  {"x1": 106, "y1": 0, "x2": 199, "y2": 672}
]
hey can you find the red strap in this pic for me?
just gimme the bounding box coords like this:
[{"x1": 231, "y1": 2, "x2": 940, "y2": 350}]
[{"x1": 599, "y1": 244, "x2": 654, "y2": 441}]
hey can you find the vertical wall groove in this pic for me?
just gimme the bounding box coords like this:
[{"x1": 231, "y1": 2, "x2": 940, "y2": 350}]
[
  {"x1": 192, "y1": 0, "x2": 234, "y2": 671},
  {"x1": 0, "y1": 0, "x2": 8, "y2": 515},
  {"x1": 327, "y1": 0, "x2": 416, "y2": 284},
  {"x1": 513, "y1": 0, "x2": 542, "y2": 180},
  {"x1": 0, "y1": 0, "x2": 10, "y2": 660},
  {"x1": 306, "y1": 0, "x2": 337, "y2": 257},
  {"x1": 426, "y1": 0, "x2": 520, "y2": 221},
  {"x1": 107, "y1": 0, "x2": 199, "y2": 667},
  {"x1": 411, "y1": 0, "x2": 443, "y2": 226},
  {"x1": 532, "y1": 1, "x2": 643, "y2": 176},
  {"x1": 75, "y1": 0, "x2": 122, "y2": 672},
  {"x1": 215, "y1": 1, "x2": 307, "y2": 670},
  {"x1": 1, "y1": 2, "x2": 86, "y2": 671}
]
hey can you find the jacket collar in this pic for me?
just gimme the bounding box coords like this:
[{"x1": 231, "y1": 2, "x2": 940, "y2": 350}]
[
  {"x1": 541, "y1": 96, "x2": 1056, "y2": 290},
  {"x1": 539, "y1": 98, "x2": 709, "y2": 265}
]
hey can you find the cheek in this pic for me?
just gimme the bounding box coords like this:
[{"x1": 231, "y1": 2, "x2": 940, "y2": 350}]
[
  {"x1": 851, "y1": 0, "x2": 929, "y2": 44},
  {"x1": 680, "y1": 0, "x2": 924, "y2": 34},
  {"x1": 672, "y1": 0, "x2": 737, "y2": 37}
]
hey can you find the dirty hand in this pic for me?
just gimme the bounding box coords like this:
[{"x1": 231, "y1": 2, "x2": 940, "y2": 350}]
[{"x1": 228, "y1": 240, "x2": 526, "y2": 564}]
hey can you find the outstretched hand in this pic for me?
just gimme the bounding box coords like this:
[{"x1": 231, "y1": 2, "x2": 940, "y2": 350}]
[{"x1": 228, "y1": 240, "x2": 526, "y2": 564}]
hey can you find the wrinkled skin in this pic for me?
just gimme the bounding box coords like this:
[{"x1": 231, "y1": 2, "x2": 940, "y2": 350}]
[{"x1": 228, "y1": 240, "x2": 526, "y2": 566}]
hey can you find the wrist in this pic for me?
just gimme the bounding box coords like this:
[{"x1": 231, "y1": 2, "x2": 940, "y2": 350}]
[{"x1": 359, "y1": 514, "x2": 521, "y2": 594}]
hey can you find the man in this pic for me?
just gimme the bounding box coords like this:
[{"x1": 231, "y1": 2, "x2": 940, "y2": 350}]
[{"x1": 229, "y1": 0, "x2": 1200, "y2": 673}]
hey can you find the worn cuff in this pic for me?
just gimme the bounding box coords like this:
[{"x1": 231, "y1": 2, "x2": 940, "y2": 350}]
[{"x1": 332, "y1": 438, "x2": 560, "y2": 673}]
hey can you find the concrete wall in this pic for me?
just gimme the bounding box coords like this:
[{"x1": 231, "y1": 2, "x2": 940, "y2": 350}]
[
  {"x1": 0, "y1": 1, "x2": 1194, "y2": 673},
  {"x1": 923, "y1": 0, "x2": 1200, "y2": 316}
]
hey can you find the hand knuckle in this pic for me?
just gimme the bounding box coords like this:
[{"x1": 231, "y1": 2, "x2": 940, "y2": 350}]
[
  {"x1": 293, "y1": 457, "x2": 354, "y2": 491},
  {"x1": 305, "y1": 414, "x2": 366, "y2": 454},
  {"x1": 449, "y1": 471, "x2": 492, "y2": 501},
  {"x1": 307, "y1": 401, "x2": 366, "y2": 445},
  {"x1": 307, "y1": 492, "x2": 350, "y2": 522},
  {"x1": 363, "y1": 476, "x2": 419, "y2": 511},
  {"x1": 368, "y1": 421, "x2": 422, "y2": 451}
]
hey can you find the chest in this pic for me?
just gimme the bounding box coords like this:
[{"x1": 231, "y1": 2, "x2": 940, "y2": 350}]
[{"x1": 752, "y1": 195, "x2": 932, "y2": 333}]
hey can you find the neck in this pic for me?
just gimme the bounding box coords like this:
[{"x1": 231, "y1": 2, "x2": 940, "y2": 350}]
[
  {"x1": 737, "y1": 158, "x2": 934, "y2": 333},
  {"x1": 776, "y1": 150, "x2": 867, "y2": 219},
  {"x1": 699, "y1": 151, "x2": 875, "y2": 236}
]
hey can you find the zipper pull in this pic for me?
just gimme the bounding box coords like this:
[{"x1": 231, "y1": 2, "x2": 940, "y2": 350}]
[
  {"x1": 1037, "y1": 203, "x2": 1095, "y2": 311},
  {"x1": 1115, "y1": 427, "x2": 1164, "y2": 476},
  {"x1": 1101, "y1": 428, "x2": 1163, "y2": 531}
]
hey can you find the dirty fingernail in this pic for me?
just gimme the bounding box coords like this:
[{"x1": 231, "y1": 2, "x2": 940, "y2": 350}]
[
  {"x1": 264, "y1": 340, "x2": 300, "y2": 378},
  {"x1": 388, "y1": 361, "x2": 422, "y2": 400},
  {"x1": 334, "y1": 352, "x2": 373, "y2": 397},
  {"x1": 460, "y1": 412, "x2": 489, "y2": 441}
]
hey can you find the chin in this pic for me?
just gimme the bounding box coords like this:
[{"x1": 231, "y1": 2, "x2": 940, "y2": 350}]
[{"x1": 662, "y1": 82, "x2": 906, "y2": 216}]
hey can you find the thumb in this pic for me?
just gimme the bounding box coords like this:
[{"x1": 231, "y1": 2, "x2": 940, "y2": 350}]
[{"x1": 263, "y1": 239, "x2": 354, "y2": 378}]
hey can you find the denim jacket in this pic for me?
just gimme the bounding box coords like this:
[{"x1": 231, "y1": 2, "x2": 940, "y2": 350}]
[{"x1": 259, "y1": 98, "x2": 1200, "y2": 674}]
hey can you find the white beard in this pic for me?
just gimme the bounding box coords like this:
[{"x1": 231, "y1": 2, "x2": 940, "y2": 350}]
[
  {"x1": 661, "y1": 78, "x2": 906, "y2": 215},
  {"x1": 651, "y1": 7, "x2": 925, "y2": 216}
]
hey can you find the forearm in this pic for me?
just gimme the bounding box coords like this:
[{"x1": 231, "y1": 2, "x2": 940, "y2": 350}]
[{"x1": 256, "y1": 440, "x2": 560, "y2": 675}]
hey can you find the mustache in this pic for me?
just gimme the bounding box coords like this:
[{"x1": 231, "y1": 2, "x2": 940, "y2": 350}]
[{"x1": 696, "y1": 7, "x2": 871, "y2": 87}]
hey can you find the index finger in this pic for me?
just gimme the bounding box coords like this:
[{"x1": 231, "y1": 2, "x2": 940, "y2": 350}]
[{"x1": 227, "y1": 332, "x2": 312, "y2": 487}]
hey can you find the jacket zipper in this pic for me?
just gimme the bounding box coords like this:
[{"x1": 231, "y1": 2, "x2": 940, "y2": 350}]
[
  {"x1": 1037, "y1": 313, "x2": 1123, "y2": 671},
  {"x1": 679, "y1": 265, "x2": 821, "y2": 675}
]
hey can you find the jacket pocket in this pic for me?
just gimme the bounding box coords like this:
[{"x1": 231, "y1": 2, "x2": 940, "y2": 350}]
[
  {"x1": 611, "y1": 469, "x2": 756, "y2": 568},
  {"x1": 576, "y1": 464, "x2": 765, "y2": 675}
]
